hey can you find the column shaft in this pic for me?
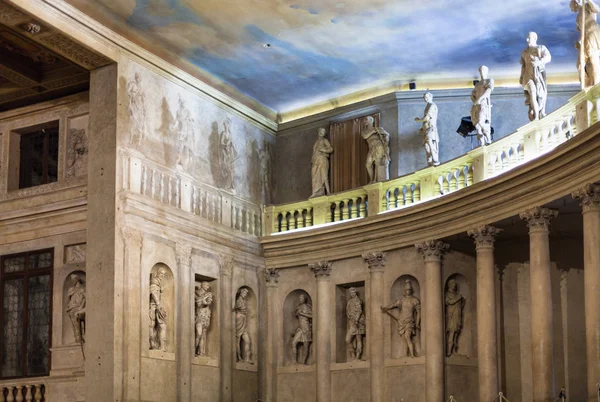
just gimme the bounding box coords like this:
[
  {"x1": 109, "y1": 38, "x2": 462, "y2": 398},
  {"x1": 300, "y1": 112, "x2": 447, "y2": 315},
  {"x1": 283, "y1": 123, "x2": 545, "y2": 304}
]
[
  {"x1": 176, "y1": 244, "x2": 192, "y2": 402},
  {"x1": 263, "y1": 269, "x2": 280, "y2": 402},
  {"x1": 220, "y1": 259, "x2": 234, "y2": 402},
  {"x1": 477, "y1": 246, "x2": 498, "y2": 400},
  {"x1": 425, "y1": 259, "x2": 444, "y2": 402},
  {"x1": 311, "y1": 261, "x2": 332, "y2": 402}
]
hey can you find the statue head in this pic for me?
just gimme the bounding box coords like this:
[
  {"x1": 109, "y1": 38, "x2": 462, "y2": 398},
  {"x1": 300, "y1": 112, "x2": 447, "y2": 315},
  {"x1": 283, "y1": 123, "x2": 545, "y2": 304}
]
[
  {"x1": 424, "y1": 92, "x2": 433, "y2": 103},
  {"x1": 362, "y1": 116, "x2": 375, "y2": 131},
  {"x1": 526, "y1": 32, "x2": 538, "y2": 46},
  {"x1": 201, "y1": 281, "x2": 211, "y2": 292},
  {"x1": 447, "y1": 279, "x2": 458, "y2": 292},
  {"x1": 404, "y1": 280, "x2": 414, "y2": 296},
  {"x1": 239, "y1": 287, "x2": 249, "y2": 299},
  {"x1": 317, "y1": 127, "x2": 326, "y2": 137},
  {"x1": 349, "y1": 287, "x2": 358, "y2": 298},
  {"x1": 570, "y1": 0, "x2": 582, "y2": 12},
  {"x1": 156, "y1": 267, "x2": 168, "y2": 281},
  {"x1": 70, "y1": 273, "x2": 81, "y2": 285},
  {"x1": 479, "y1": 65, "x2": 489, "y2": 80},
  {"x1": 134, "y1": 72, "x2": 142, "y2": 84},
  {"x1": 298, "y1": 294, "x2": 306, "y2": 304},
  {"x1": 223, "y1": 117, "x2": 232, "y2": 131}
]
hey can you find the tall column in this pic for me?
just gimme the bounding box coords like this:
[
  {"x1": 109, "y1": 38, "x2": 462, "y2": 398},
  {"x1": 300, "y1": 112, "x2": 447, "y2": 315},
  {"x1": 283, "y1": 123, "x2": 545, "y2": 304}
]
[
  {"x1": 468, "y1": 225, "x2": 502, "y2": 402},
  {"x1": 520, "y1": 207, "x2": 558, "y2": 402},
  {"x1": 415, "y1": 240, "x2": 449, "y2": 402},
  {"x1": 310, "y1": 261, "x2": 333, "y2": 402},
  {"x1": 362, "y1": 251, "x2": 386, "y2": 402},
  {"x1": 220, "y1": 257, "x2": 234, "y2": 402},
  {"x1": 263, "y1": 268, "x2": 280, "y2": 402},
  {"x1": 176, "y1": 244, "x2": 192, "y2": 402},
  {"x1": 573, "y1": 183, "x2": 600, "y2": 402}
]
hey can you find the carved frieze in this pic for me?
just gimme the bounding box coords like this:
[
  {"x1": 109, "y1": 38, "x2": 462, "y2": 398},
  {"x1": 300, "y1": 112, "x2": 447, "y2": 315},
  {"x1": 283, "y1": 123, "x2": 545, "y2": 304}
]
[
  {"x1": 64, "y1": 244, "x2": 86, "y2": 265},
  {"x1": 39, "y1": 34, "x2": 111, "y2": 70}
]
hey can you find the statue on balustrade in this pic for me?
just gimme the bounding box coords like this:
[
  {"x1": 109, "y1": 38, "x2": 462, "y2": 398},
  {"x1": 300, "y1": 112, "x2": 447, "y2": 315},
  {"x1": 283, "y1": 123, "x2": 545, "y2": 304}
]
[
  {"x1": 414, "y1": 92, "x2": 440, "y2": 167},
  {"x1": 361, "y1": 116, "x2": 391, "y2": 183},
  {"x1": 520, "y1": 32, "x2": 551, "y2": 121},
  {"x1": 346, "y1": 287, "x2": 366, "y2": 360},
  {"x1": 381, "y1": 280, "x2": 421, "y2": 358},
  {"x1": 470, "y1": 65, "x2": 495, "y2": 146},
  {"x1": 235, "y1": 287, "x2": 253, "y2": 363},
  {"x1": 195, "y1": 282, "x2": 213, "y2": 356},
  {"x1": 445, "y1": 279, "x2": 465, "y2": 357},
  {"x1": 66, "y1": 273, "x2": 86, "y2": 344},
  {"x1": 291, "y1": 293, "x2": 312, "y2": 365},
  {"x1": 220, "y1": 117, "x2": 237, "y2": 193},
  {"x1": 149, "y1": 267, "x2": 168, "y2": 351},
  {"x1": 571, "y1": 0, "x2": 600, "y2": 87},
  {"x1": 310, "y1": 128, "x2": 333, "y2": 198}
]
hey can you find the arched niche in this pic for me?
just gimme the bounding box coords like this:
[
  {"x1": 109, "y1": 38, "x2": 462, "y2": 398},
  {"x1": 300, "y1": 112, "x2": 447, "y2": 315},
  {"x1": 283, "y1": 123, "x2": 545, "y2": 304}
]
[
  {"x1": 389, "y1": 275, "x2": 422, "y2": 359},
  {"x1": 62, "y1": 271, "x2": 86, "y2": 345},
  {"x1": 234, "y1": 286, "x2": 258, "y2": 364},
  {"x1": 283, "y1": 289, "x2": 314, "y2": 366},
  {"x1": 444, "y1": 273, "x2": 472, "y2": 357},
  {"x1": 194, "y1": 275, "x2": 218, "y2": 360},
  {"x1": 149, "y1": 263, "x2": 175, "y2": 353}
]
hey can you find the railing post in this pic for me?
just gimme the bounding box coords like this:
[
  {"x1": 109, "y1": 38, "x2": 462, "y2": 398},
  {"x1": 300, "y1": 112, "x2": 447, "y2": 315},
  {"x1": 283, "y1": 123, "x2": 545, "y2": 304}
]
[
  {"x1": 365, "y1": 182, "x2": 382, "y2": 216},
  {"x1": 221, "y1": 191, "x2": 232, "y2": 227},
  {"x1": 523, "y1": 129, "x2": 540, "y2": 160},
  {"x1": 179, "y1": 174, "x2": 193, "y2": 213},
  {"x1": 470, "y1": 148, "x2": 487, "y2": 183},
  {"x1": 128, "y1": 155, "x2": 142, "y2": 193},
  {"x1": 311, "y1": 196, "x2": 329, "y2": 225},
  {"x1": 263, "y1": 206, "x2": 274, "y2": 236},
  {"x1": 576, "y1": 98, "x2": 593, "y2": 133},
  {"x1": 421, "y1": 173, "x2": 435, "y2": 200}
]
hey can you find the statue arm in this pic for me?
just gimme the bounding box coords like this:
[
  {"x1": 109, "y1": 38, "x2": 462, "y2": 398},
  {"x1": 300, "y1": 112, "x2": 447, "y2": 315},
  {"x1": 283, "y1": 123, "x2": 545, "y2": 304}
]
[
  {"x1": 150, "y1": 290, "x2": 161, "y2": 307},
  {"x1": 541, "y1": 46, "x2": 551, "y2": 65},
  {"x1": 415, "y1": 303, "x2": 421, "y2": 329},
  {"x1": 589, "y1": 0, "x2": 600, "y2": 14},
  {"x1": 381, "y1": 300, "x2": 399, "y2": 311}
]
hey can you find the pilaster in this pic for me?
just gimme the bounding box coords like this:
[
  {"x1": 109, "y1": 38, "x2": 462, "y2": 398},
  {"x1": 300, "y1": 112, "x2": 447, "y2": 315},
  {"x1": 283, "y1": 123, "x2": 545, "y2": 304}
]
[{"x1": 310, "y1": 261, "x2": 332, "y2": 402}]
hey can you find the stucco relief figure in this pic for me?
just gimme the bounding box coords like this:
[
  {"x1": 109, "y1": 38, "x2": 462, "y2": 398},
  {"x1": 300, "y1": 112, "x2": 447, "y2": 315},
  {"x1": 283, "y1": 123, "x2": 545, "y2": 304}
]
[
  {"x1": 346, "y1": 287, "x2": 366, "y2": 360},
  {"x1": 195, "y1": 282, "x2": 213, "y2": 356},
  {"x1": 414, "y1": 92, "x2": 440, "y2": 166},
  {"x1": 381, "y1": 280, "x2": 421, "y2": 357},
  {"x1": 149, "y1": 268, "x2": 168, "y2": 351},
  {"x1": 66, "y1": 274, "x2": 86, "y2": 343},
  {"x1": 127, "y1": 72, "x2": 146, "y2": 145},
  {"x1": 258, "y1": 144, "x2": 272, "y2": 204},
  {"x1": 470, "y1": 66, "x2": 495, "y2": 146},
  {"x1": 445, "y1": 279, "x2": 465, "y2": 357},
  {"x1": 235, "y1": 288, "x2": 252, "y2": 363},
  {"x1": 571, "y1": 0, "x2": 600, "y2": 87},
  {"x1": 173, "y1": 96, "x2": 195, "y2": 171},
  {"x1": 361, "y1": 116, "x2": 391, "y2": 183},
  {"x1": 220, "y1": 118, "x2": 237, "y2": 192},
  {"x1": 520, "y1": 32, "x2": 551, "y2": 121},
  {"x1": 310, "y1": 127, "x2": 333, "y2": 198},
  {"x1": 291, "y1": 294, "x2": 312, "y2": 365},
  {"x1": 66, "y1": 128, "x2": 88, "y2": 178}
]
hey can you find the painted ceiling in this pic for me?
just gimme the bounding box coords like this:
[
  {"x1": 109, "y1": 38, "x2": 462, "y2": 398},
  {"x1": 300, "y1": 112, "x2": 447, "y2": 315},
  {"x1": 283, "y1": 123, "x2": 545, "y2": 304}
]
[{"x1": 66, "y1": 0, "x2": 579, "y2": 113}]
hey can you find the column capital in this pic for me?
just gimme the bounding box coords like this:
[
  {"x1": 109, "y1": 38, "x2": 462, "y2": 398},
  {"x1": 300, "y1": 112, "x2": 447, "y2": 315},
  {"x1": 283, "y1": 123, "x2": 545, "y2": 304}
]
[
  {"x1": 263, "y1": 268, "x2": 280, "y2": 287},
  {"x1": 175, "y1": 243, "x2": 192, "y2": 266},
  {"x1": 572, "y1": 183, "x2": 600, "y2": 212},
  {"x1": 121, "y1": 226, "x2": 143, "y2": 248},
  {"x1": 309, "y1": 261, "x2": 332, "y2": 279},
  {"x1": 415, "y1": 240, "x2": 449, "y2": 262},
  {"x1": 519, "y1": 207, "x2": 558, "y2": 233},
  {"x1": 468, "y1": 225, "x2": 502, "y2": 250},
  {"x1": 362, "y1": 251, "x2": 387, "y2": 272},
  {"x1": 219, "y1": 256, "x2": 234, "y2": 277}
]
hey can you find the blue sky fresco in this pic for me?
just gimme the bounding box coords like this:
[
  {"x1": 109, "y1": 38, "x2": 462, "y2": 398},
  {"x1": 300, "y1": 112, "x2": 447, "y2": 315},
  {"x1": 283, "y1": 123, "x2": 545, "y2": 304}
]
[{"x1": 74, "y1": 0, "x2": 579, "y2": 111}]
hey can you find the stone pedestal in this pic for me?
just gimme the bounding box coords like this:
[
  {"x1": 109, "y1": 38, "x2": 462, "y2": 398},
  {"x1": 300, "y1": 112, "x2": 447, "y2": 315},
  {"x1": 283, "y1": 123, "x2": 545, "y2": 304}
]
[
  {"x1": 176, "y1": 244, "x2": 192, "y2": 402},
  {"x1": 310, "y1": 261, "x2": 333, "y2": 402},
  {"x1": 363, "y1": 251, "x2": 387, "y2": 402},
  {"x1": 263, "y1": 268, "x2": 280, "y2": 402},
  {"x1": 416, "y1": 241, "x2": 449, "y2": 402},
  {"x1": 573, "y1": 184, "x2": 600, "y2": 402},
  {"x1": 520, "y1": 207, "x2": 558, "y2": 402},
  {"x1": 469, "y1": 225, "x2": 501, "y2": 402},
  {"x1": 220, "y1": 258, "x2": 234, "y2": 402}
]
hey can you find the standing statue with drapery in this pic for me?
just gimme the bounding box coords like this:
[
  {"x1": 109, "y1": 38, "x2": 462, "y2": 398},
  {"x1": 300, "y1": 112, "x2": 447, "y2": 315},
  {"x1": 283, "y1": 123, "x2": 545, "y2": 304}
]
[{"x1": 310, "y1": 127, "x2": 333, "y2": 198}]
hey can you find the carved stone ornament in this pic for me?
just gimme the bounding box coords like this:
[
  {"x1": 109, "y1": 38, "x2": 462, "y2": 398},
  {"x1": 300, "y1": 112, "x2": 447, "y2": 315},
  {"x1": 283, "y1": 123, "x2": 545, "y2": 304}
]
[
  {"x1": 263, "y1": 268, "x2": 280, "y2": 285},
  {"x1": 467, "y1": 225, "x2": 502, "y2": 249},
  {"x1": 22, "y1": 22, "x2": 41, "y2": 35},
  {"x1": 572, "y1": 183, "x2": 600, "y2": 212},
  {"x1": 175, "y1": 243, "x2": 192, "y2": 267},
  {"x1": 66, "y1": 273, "x2": 86, "y2": 344},
  {"x1": 519, "y1": 207, "x2": 558, "y2": 232},
  {"x1": 219, "y1": 257, "x2": 234, "y2": 277},
  {"x1": 362, "y1": 251, "x2": 387, "y2": 271},
  {"x1": 65, "y1": 244, "x2": 86, "y2": 265},
  {"x1": 309, "y1": 261, "x2": 332, "y2": 278},
  {"x1": 195, "y1": 282, "x2": 213, "y2": 356},
  {"x1": 415, "y1": 240, "x2": 449, "y2": 261}
]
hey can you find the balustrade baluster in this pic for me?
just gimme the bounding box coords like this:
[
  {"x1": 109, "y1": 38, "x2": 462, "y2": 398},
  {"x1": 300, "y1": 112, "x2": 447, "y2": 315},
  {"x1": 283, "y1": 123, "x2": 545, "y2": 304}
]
[
  {"x1": 236, "y1": 207, "x2": 242, "y2": 230},
  {"x1": 15, "y1": 386, "x2": 23, "y2": 402},
  {"x1": 141, "y1": 166, "x2": 148, "y2": 195},
  {"x1": 413, "y1": 183, "x2": 421, "y2": 201},
  {"x1": 392, "y1": 188, "x2": 400, "y2": 208},
  {"x1": 23, "y1": 386, "x2": 31, "y2": 402},
  {"x1": 449, "y1": 171, "x2": 458, "y2": 192},
  {"x1": 457, "y1": 167, "x2": 466, "y2": 189},
  {"x1": 175, "y1": 178, "x2": 180, "y2": 207},
  {"x1": 6, "y1": 387, "x2": 14, "y2": 402},
  {"x1": 341, "y1": 201, "x2": 349, "y2": 220},
  {"x1": 306, "y1": 209, "x2": 313, "y2": 226},
  {"x1": 1, "y1": 387, "x2": 6, "y2": 402},
  {"x1": 33, "y1": 386, "x2": 41, "y2": 402},
  {"x1": 442, "y1": 173, "x2": 450, "y2": 194},
  {"x1": 403, "y1": 185, "x2": 412, "y2": 205},
  {"x1": 297, "y1": 210, "x2": 306, "y2": 229},
  {"x1": 159, "y1": 173, "x2": 165, "y2": 202}
]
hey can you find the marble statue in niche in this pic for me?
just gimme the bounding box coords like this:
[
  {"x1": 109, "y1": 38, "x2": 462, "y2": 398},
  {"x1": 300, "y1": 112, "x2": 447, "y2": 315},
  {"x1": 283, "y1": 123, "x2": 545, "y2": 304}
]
[
  {"x1": 361, "y1": 116, "x2": 391, "y2": 183},
  {"x1": 470, "y1": 66, "x2": 495, "y2": 146},
  {"x1": 66, "y1": 273, "x2": 86, "y2": 343},
  {"x1": 66, "y1": 128, "x2": 88, "y2": 178},
  {"x1": 173, "y1": 96, "x2": 195, "y2": 171},
  {"x1": 291, "y1": 293, "x2": 312, "y2": 365},
  {"x1": 381, "y1": 280, "x2": 421, "y2": 358},
  {"x1": 220, "y1": 118, "x2": 237, "y2": 192},
  {"x1": 149, "y1": 267, "x2": 168, "y2": 351},
  {"x1": 235, "y1": 287, "x2": 252, "y2": 362},
  {"x1": 414, "y1": 92, "x2": 440, "y2": 167},
  {"x1": 258, "y1": 143, "x2": 272, "y2": 204},
  {"x1": 194, "y1": 282, "x2": 213, "y2": 356},
  {"x1": 310, "y1": 127, "x2": 333, "y2": 198},
  {"x1": 346, "y1": 287, "x2": 366, "y2": 360},
  {"x1": 571, "y1": 0, "x2": 600, "y2": 87},
  {"x1": 520, "y1": 32, "x2": 551, "y2": 121},
  {"x1": 445, "y1": 279, "x2": 465, "y2": 357},
  {"x1": 127, "y1": 72, "x2": 146, "y2": 145}
]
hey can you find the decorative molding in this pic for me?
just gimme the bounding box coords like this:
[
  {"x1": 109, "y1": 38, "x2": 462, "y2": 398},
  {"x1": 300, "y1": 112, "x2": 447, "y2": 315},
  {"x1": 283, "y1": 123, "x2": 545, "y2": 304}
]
[
  {"x1": 468, "y1": 225, "x2": 502, "y2": 250},
  {"x1": 572, "y1": 183, "x2": 600, "y2": 212},
  {"x1": 362, "y1": 251, "x2": 386, "y2": 272},
  {"x1": 21, "y1": 22, "x2": 41, "y2": 35},
  {"x1": 0, "y1": 1, "x2": 28, "y2": 22},
  {"x1": 415, "y1": 240, "x2": 449, "y2": 262},
  {"x1": 519, "y1": 207, "x2": 558, "y2": 233},
  {"x1": 64, "y1": 243, "x2": 86, "y2": 264},
  {"x1": 39, "y1": 34, "x2": 111, "y2": 70},
  {"x1": 309, "y1": 261, "x2": 332, "y2": 278},
  {"x1": 263, "y1": 268, "x2": 280, "y2": 286},
  {"x1": 219, "y1": 256, "x2": 234, "y2": 277},
  {"x1": 121, "y1": 226, "x2": 143, "y2": 249},
  {"x1": 175, "y1": 243, "x2": 192, "y2": 267}
]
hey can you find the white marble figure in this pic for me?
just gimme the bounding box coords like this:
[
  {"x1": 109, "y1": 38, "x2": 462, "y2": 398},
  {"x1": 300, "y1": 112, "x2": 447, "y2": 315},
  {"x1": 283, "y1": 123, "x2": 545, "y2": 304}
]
[
  {"x1": 220, "y1": 118, "x2": 237, "y2": 192},
  {"x1": 361, "y1": 116, "x2": 391, "y2": 183},
  {"x1": 310, "y1": 128, "x2": 333, "y2": 198},
  {"x1": 235, "y1": 288, "x2": 252, "y2": 363},
  {"x1": 381, "y1": 280, "x2": 421, "y2": 358},
  {"x1": 571, "y1": 0, "x2": 600, "y2": 87},
  {"x1": 470, "y1": 66, "x2": 495, "y2": 146},
  {"x1": 149, "y1": 267, "x2": 168, "y2": 351},
  {"x1": 127, "y1": 72, "x2": 146, "y2": 145},
  {"x1": 345, "y1": 287, "x2": 366, "y2": 360},
  {"x1": 445, "y1": 279, "x2": 465, "y2": 357},
  {"x1": 66, "y1": 128, "x2": 88, "y2": 178},
  {"x1": 195, "y1": 282, "x2": 213, "y2": 357},
  {"x1": 414, "y1": 92, "x2": 440, "y2": 166},
  {"x1": 173, "y1": 96, "x2": 195, "y2": 171},
  {"x1": 291, "y1": 294, "x2": 312, "y2": 365},
  {"x1": 520, "y1": 32, "x2": 552, "y2": 121},
  {"x1": 66, "y1": 273, "x2": 86, "y2": 344}
]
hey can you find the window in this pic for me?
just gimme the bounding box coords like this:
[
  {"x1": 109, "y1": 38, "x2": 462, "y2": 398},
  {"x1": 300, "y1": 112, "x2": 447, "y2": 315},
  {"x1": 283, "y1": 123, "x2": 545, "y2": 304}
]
[
  {"x1": 0, "y1": 249, "x2": 53, "y2": 378},
  {"x1": 18, "y1": 124, "x2": 59, "y2": 189}
]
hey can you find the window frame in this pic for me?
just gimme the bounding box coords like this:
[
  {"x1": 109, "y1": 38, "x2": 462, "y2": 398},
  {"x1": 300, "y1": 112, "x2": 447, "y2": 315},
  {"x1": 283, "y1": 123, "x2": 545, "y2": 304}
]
[
  {"x1": 0, "y1": 248, "x2": 54, "y2": 380},
  {"x1": 17, "y1": 124, "x2": 60, "y2": 190}
]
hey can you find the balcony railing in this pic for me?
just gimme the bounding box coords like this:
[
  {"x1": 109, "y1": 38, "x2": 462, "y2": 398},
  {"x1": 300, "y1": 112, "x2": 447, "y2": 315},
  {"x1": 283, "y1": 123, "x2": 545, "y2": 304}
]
[
  {"x1": 0, "y1": 379, "x2": 46, "y2": 401},
  {"x1": 264, "y1": 86, "x2": 598, "y2": 235}
]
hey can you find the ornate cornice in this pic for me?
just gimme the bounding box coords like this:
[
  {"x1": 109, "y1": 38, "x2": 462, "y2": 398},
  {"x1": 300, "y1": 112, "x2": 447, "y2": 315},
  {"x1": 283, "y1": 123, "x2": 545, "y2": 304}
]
[
  {"x1": 362, "y1": 251, "x2": 387, "y2": 272},
  {"x1": 468, "y1": 225, "x2": 502, "y2": 250},
  {"x1": 263, "y1": 268, "x2": 280, "y2": 286},
  {"x1": 415, "y1": 240, "x2": 449, "y2": 262},
  {"x1": 309, "y1": 261, "x2": 332, "y2": 279},
  {"x1": 519, "y1": 207, "x2": 558, "y2": 233},
  {"x1": 219, "y1": 256, "x2": 234, "y2": 277},
  {"x1": 572, "y1": 183, "x2": 600, "y2": 212}
]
